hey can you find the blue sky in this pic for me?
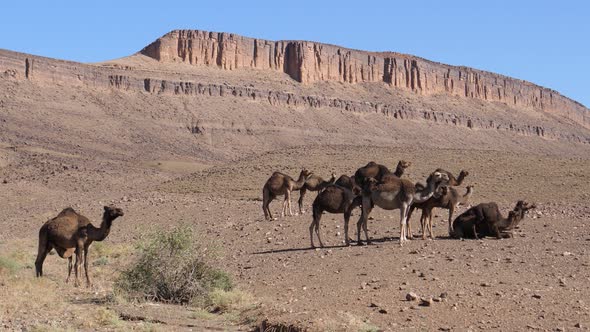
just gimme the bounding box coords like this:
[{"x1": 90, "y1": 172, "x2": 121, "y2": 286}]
[{"x1": 1, "y1": 1, "x2": 588, "y2": 107}]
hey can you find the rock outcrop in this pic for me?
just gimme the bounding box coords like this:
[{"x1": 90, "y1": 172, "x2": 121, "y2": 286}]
[{"x1": 140, "y1": 30, "x2": 589, "y2": 129}]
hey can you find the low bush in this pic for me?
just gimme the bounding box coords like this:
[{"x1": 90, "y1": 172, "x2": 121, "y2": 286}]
[{"x1": 115, "y1": 226, "x2": 232, "y2": 305}]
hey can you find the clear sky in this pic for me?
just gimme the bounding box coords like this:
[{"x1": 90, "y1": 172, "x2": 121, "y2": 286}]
[{"x1": 1, "y1": 1, "x2": 588, "y2": 107}]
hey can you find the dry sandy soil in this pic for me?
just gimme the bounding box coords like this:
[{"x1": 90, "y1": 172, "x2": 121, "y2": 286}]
[{"x1": 0, "y1": 46, "x2": 590, "y2": 331}]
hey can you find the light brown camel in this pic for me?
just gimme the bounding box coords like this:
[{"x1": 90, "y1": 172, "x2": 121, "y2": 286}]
[
  {"x1": 35, "y1": 206, "x2": 124, "y2": 287},
  {"x1": 408, "y1": 185, "x2": 474, "y2": 239},
  {"x1": 298, "y1": 172, "x2": 336, "y2": 214},
  {"x1": 435, "y1": 169, "x2": 469, "y2": 186},
  {"x1": 357, "y1": 171, "x2": 449, "y2": 245},
  {"x1": 450, "y1": 201, "x2": 536, "y2": 239},
  {"x1": 309, "y1": 184, "x2": 362, "y2": 248},
  {"x1": 262, "y1": 169, "x2": 312, "y2": 220}
]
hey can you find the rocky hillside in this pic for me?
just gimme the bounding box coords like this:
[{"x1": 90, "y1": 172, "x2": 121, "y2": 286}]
[{"x1": 0, "y1": 29, "x2": 589, "y2": 163}]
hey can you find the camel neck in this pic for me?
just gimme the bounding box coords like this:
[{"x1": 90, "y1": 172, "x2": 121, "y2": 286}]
[{"x1": 89, "y1": 212, "x2": 114, "y2": 241}]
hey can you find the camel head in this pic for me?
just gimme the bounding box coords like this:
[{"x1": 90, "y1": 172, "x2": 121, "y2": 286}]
[
  {"x1": 362, "y1": 177, "x2": 378, "y2": 194},
  {"x1": 434, "y1": 185, "x2": 449, "y2": 198},
  {"x1": 300, "y1": 169, "x2": 313, "y2": 179},
  {"x1": 397, "y1": 160, "x2": 412, "y2": 170},
  {"x1": 459, "y1": 170, "x2": 469, "y2": 178},
  {"x1": 103, "y1": 205, "x2": 124, "y2": 220},
  {"x1": 329, "y1": 172, "x2": 337, "y2": 183},
  {"x1": 427, "y1": 171, "x2": 450, "y2": 186}
]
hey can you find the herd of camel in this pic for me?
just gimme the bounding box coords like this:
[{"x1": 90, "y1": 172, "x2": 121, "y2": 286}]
[
  {"x1": 262, "y1": 160, "x2": 536, "y2": 248},
  {"x1": 33, "y1": 160, "x2": 535, "y2": 288}
]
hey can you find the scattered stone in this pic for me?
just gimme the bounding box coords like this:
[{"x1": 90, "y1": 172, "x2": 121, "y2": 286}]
[
  {"x1": 433, "y1": 297, "x2": 442, "y2": 302},
  {"x1": 440, "y1": 292, "x2": 448, "y2": 299},
  {"x1": 480, "y1": 282, "x2": 492, "y2": 287},
  {"x1": 476, "y1": 291, "x2": 484, "y2": 296},
  {"x1": 419, "y1": 297, "x2": 433, "y2": 307},
  {"x1": 1, "y1": 179, "x2": 7, "y2": 184},
  {"x1": 369, "y1": 302, "x2": 379, "y2": 308},
  {"x1": 439, "y1": 327, "x2": 451, "y2": 331},
  {"x1": 378, "y1": 308, "x2": 388, "y2": 314},
  {"x1": 406, "y1": 292, "x2": 418, "y2": 301},
  {"x1": 532, "y1": 294, "x2": 542, "y2": 299},
  {"x1": 574, "y1": 323, "x2": 582, "y2": 328}
]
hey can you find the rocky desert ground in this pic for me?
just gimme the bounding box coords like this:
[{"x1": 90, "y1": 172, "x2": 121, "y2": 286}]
[{"x1": 1, "y1": 30, "x2": 589, "y2": 331}]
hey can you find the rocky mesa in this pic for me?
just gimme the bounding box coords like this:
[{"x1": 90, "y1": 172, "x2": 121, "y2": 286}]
[{"x1": 141, "y1": 29, "x2": 589, "y2": 129}]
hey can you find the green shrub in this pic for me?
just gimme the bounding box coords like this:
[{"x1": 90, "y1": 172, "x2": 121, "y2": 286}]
[
  {"x1": 0, "y1": 256, "x2": 20, "y2": 275},
  {"x1": 115, "y1": 226, "x2": 232, "y2": 305}
]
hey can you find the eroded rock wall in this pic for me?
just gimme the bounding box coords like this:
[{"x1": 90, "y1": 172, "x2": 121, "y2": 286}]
[{"x1": 139, "y1": 30, "x2": 589, "y2": 129}]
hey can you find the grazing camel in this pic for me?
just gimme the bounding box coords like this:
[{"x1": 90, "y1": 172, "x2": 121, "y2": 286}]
[
  {"x1": 262, "y1": 169, "x2": 312, "y2": 220},
  {"x1": 408, "y1": 185, "x2": 474, "y2": 239},
  {"x1": 450, "y1": 201, "x2": 536, "y2": 239},
  {"x1": 357, "y1": 171, "x2": 449, "y2": 245},
  {"x1": 298, "y1": 172, "x2": 336, "y2": 214},
  {"x1": 309, "y1": 184, "x2": 362, "y2": 248},
  {"x1": 354, "y1": 160, "x2": 411, "y2": 187},
  {"x1": 35, "y1": 206, "x2": 124, "y2": 287}
]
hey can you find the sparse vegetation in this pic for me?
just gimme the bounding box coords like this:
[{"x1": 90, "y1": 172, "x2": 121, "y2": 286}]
[{"x1": 115, "y1": 226, "x2": 233, "y2": 305}]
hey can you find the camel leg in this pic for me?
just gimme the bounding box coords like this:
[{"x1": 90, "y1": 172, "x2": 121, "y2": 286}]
[
  {"x1": 420, "y1": 210, "x2": 428, "y2": 240},
  {"x1": 448, "y1": 205, "x2": 455, "y2": 234},
  {"x1": 263, "y1": 189, "x2": 276, "y2": 220},
  {"x1": 407, "y1": 206, "x2": 416, "y2": 239},
  {"x1": 310, "y1": 205, "x2": 324, "y2": 248},
  {"x1": 344, "y1": 208, "x2": 353, "y2": 246},
  {"x1": 428, "y1": 209, "x2": 434, "y2": 239},
  {"x1": 357, "y1": 196, "x2": 373, "y2": 245},
  {"x1": 84, "y1": 244, "x2": 92, "y2": 287},
  {"x1": 472, "y1": 224, "x2": 479, "y2": 240},
  {"x1": 66, "y1": 257, "x2": 73, "y2": 283},
  {"x1": 298, "y1": 188, "x2": 307, "y2": 215},
  {"x1": 74, "y1": 246, "x2": 82, "y2": 287},
  {"x1": 399, "y1": 204, "x2": 410, "y2": 245},
  {"x1": 35, "y1": 234, "x2": 51, "y2": 278}
]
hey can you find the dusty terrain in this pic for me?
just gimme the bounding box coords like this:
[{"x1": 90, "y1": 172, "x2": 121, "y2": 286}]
[{"x1": 1, "y1": 30, "x2": 590, "y2": 331}]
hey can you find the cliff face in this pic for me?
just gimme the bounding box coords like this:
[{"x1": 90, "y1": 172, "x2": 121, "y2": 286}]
[{"x1": 140, "y1": 30, "x2": 589, "y2": 129}]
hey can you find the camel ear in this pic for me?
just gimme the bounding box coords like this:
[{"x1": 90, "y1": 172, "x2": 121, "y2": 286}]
[{"x1": 104, "y1": 206, "x2": 109, "y2": 211}]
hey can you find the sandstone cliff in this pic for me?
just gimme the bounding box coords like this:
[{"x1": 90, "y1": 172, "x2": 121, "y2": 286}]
[{"x1": 140, "y1": 30, "x2": 589, "y2": 129}]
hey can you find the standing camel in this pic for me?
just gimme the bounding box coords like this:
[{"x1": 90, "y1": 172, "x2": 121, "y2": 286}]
[
  {"x1": 358, "y1": 171, "x2": 449, "y2": 245},
  {"x1": 298, "y1": 172, "x2": 336, "y2": 214},
  {"x1": 35, "y1": 206, "x2": 124, "y2": 287},
  {"x1": 408, "y1": 185, "x2": 474, "y2": 239},
  {"x1": 262, "y1": 169, "x2": 312, "y2": 220},
  {"x1": 309, "y1": 184, "x2": 361, "y2": 248}
]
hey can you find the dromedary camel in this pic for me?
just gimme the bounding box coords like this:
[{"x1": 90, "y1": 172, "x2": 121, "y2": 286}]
[
  {"x1": 298, "y1": 172, "x2": 336, "y2": 214},
  {"x1": 357, "y1": 171, "x2": 449, "y2": 245},
  {"x1": 309, "y1": 183, "x2": 363, "y2": 248},
  {"x1": 408, "y1": 185, "x2": 474, "y2": 239},
  {"x1": 450, "y1": 200, "x2": 536, "y2": 239},
  {"x1": 35, "y1": 205, "x2": 124, "y2": 287},
  {"x1": 262, "y1": 169, "x2": 312, "y2": 220},
  {"x1": 435, "y1": 169, "x2": 469, "y2": 186},
  {"x1": 354, "y1": 160, "x2": 411, "y2": 187}
]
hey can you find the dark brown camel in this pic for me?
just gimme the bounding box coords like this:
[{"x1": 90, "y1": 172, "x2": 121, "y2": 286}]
[
  {"x1": 262, "y1": 169, "x2": 312, "y2": 220},
  {"x1": 450, "y1": 201, "x2": 536, "y2": 239},
  {"x1": 334, "y1": 174, "x2": 360, "y2": 194},
  {"x1": 354, "y1": 160, "x2": 411, "y2": 187},
  {"x1": 357, "y1": 171, "x2": 449, "y2": 245},
  {"x1": 298, "y1": 172, "x2": 336, "y2": 214},
  {"x1": 35, "y1": 206, "x2": 124, "y2": 287},
  {"x1": 309, "y1": 184, "x2": 362, "y2": 248},
  {"x1": 408, "y1": 185, "x2": 474, "y2": 239}
]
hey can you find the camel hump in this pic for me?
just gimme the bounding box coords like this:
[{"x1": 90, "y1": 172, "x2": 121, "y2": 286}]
[{"x1": 57, "y1": 207, "x2": 78, "y2": 216}]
